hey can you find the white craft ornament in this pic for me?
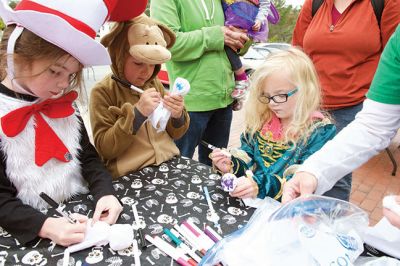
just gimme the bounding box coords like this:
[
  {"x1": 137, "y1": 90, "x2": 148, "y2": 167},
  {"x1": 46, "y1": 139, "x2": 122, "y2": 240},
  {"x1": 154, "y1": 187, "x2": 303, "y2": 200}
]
[
  {"x1": 66, "y1": 220, "x2": 133, "y2": 254},
  {"x1": 221, "y1": 173, "x2": 238, "y2": 192},
  {"x1": 148, "y1": 77, "x2": 190, "y2": 132},
  {"x1": 383, "y1": 195, "x2": 400, "y2": 216},
  {"x1": 108, "y1": 224, "x2": 134, "y2": 251}
]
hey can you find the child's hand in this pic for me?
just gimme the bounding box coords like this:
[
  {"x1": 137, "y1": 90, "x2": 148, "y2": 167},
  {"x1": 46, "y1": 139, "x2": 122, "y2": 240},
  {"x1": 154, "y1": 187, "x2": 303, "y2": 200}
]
[
  {"x1": 136, "y1": 88, "x2": 161, "y2": 117},
  {"x1": 210, "y1": 149, "x2": 232, "y2": 173},
  {"x1": 230, "y1": 176, "x2": 258, "y2": 199},
  {"x1": 92, "y1": 195, "x2": 123, "y2": 225},
  {"x1": 38, "y1": 215, "x2": 88, "y2": 246},
  {"x1": 163, "y1": 92, "x2": 184, "y2": 119},
  {"x1": 252, "y1": 20, "x2": 262, "y2": 32}
]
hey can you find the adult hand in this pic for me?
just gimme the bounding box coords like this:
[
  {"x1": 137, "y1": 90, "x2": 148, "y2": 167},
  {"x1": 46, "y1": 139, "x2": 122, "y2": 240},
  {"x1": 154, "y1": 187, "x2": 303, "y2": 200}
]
[
  {"x1": 281, "y1": 172, "x2": 318, "y2": 203},
  {"x1": 383, "y1": 196, "x2": 400, "y2": 228},
  {"x1": 92, "y1": 195, "x2": 123, "y2": 225},
  {"x1": 210, "y1": 149, "x2": 232, "y2": 173},
  {"x1": 163, "y1": 92, "x2": 184, "y2": 119},
  {"x1": 221, "y1": 26, "x2": 249, "y2": 51},
  {"x1": 38, "y1": 214, "x2": 88, "y2": 246},
  {"x1": 136, "y1": 88, "x2": 161, "y2": 117},
  {"x1": 230, "y1": 176, "x2": 258, "y2": 198},
  {"x1": 252, "y1": 20, "x2": 262, "y2": 32}
]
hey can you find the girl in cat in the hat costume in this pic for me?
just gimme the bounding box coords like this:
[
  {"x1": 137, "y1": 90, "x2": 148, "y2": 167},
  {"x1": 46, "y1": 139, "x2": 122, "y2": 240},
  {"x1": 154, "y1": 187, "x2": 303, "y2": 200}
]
[{"x1": 0, "y1": 0, "x2": 146, "y2": 246}]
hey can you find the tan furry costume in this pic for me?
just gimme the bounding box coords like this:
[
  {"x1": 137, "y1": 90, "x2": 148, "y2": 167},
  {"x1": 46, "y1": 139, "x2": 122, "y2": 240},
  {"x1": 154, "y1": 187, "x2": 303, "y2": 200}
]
[{"x1": 89, "y1": 14, "x2": 189, "y2": 178}]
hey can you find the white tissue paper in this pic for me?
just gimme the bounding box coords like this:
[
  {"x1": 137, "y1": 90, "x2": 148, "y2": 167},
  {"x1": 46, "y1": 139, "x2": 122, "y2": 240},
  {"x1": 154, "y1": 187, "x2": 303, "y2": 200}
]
[{"x1": 148, "y1": 77, "x2": 190, "y2": 132}]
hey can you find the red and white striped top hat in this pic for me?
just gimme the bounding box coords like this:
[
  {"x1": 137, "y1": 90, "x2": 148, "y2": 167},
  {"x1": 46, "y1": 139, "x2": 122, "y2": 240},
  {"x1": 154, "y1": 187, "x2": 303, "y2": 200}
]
[{"x1": 0, "y1": 0, "x2": 148, "y2": 66}]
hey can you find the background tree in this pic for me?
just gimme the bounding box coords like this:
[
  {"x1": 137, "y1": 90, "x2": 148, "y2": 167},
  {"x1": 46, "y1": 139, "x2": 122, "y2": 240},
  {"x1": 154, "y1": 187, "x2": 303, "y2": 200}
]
[{"x1": 268, "y1": 0, "x2": 301, "y2": 43}]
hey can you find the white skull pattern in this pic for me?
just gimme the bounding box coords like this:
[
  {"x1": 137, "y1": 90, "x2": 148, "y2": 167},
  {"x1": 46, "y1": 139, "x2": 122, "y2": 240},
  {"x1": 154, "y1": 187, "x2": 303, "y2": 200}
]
[
  {"x1": 22, "y1": 251, "x2": 47, "y2": 266},
  {"x1": 120, "y1": 196, "x2": 136, "y2": 206},
  {"x1": 131, "y1": 179, "x2": 143, "y2": 189},
  {"x1": 157, "y1": 214, "x2": 177, "y2": 225},
  {"x1": 227, "y1": 207, "x2": 247, "y2": 216},
  {"x1": 0, "y1": 251, "x2": 8, "y2": 266},
  {"x1": 152, "y1": 178, "x2": 167, "y2": 185},
  {"x1": 180, "y1": 199, "x2": 193, "y2": 207},
  {"x1": 146, "y1": 199, "x2": 159, "y2": 208},
  {"x1": 186, "y1": 192, "x2": 204, "y2": 200},
  {"x1": 191, "y1": 175, "x2": 202, "y2": 184},
  {"x1": 86, "y1": 247, "x2": 104, "y2": 264},
  {"x1": 148, "y1": 224, "x2": 163, "y2": 234},
  {"x1": 117, "y1": 244, "x2": 136, "y2": 257},
  {"x1": 165, "y1": 193, "x2": 178, "y2": 204},
  {"x1": 208, "y1": 174, "x2": 221, "y2": 180},
  {"x1": 159, "y1": 163, "x2": 169, "y2": 172},
  {"x1": 0, "y1": 227, "x2": 11, "y2": 238},
  {"x1": 142, "y1": 167, "x2": 154, "y2": 174}
]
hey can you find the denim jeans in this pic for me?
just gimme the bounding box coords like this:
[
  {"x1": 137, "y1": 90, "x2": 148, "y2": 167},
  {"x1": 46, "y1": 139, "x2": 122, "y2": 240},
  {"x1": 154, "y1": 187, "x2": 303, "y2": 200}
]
[
  {"x1": 175, "y1": 105, "x2": 233, "y2": 166},
  {"x1": 322, "y1": 102, "x2": 363, "y2": 201}
]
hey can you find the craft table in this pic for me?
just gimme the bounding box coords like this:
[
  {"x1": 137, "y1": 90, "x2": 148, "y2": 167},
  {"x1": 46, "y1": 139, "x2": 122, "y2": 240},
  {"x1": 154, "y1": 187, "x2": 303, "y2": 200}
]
[{"x1": 0, "y1": 157, "x2": 254, "y2": 266}]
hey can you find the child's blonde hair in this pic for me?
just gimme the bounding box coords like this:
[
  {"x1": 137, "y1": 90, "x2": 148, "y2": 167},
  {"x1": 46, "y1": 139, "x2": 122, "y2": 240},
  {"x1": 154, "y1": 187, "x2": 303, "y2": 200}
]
[{"x1": 245, "y1": 47, "x2": 323, "y2": 145}]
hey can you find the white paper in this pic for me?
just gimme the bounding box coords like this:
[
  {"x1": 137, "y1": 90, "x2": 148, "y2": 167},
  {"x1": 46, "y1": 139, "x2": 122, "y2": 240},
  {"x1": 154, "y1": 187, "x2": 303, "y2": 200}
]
[{"x1": 364, "y1": 217, "x2": 400, "y2": 258}]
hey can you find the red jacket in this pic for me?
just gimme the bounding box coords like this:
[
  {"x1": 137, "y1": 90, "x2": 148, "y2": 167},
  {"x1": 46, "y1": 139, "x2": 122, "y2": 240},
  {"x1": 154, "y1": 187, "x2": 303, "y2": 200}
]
[{"x1": 292, "y1": 0, "x2": 400, "y2": 109}]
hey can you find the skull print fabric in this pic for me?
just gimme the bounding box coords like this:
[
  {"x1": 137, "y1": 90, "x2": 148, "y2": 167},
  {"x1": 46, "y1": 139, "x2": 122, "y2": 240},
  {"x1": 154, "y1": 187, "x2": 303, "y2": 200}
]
[{"x1": 0, "y1": 157, "x2": 254, "y2": 265}]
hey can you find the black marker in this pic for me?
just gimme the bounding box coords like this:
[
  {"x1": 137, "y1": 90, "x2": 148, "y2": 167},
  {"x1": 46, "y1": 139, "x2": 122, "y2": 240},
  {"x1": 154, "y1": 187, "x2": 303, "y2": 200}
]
[
  {"x1": 200, "y1": 140, "x2": 231, "y2": 157},
  {"x1": 39, "y1": 192, "x2": 77, "y2": 223},
  {"x1": 111, "y1": 75, "x2": 144, "y2": 94}
]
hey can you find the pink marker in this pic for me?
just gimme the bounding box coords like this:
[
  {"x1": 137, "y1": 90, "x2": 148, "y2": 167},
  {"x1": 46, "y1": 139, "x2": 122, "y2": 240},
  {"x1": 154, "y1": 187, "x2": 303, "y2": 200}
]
[
  {"x1": 204, "y1": 225, "x2": 223, "y2": 243},
  {"x1": 185, "y1": 220, "x2": 215, "y2": 249}
]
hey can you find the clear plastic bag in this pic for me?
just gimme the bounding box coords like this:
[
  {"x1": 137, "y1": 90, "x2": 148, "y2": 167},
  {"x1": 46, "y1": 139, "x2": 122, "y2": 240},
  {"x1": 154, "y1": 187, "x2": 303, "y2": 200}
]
[{"x1": 200, "y1": 195, "x2": 369, "y2": 266}]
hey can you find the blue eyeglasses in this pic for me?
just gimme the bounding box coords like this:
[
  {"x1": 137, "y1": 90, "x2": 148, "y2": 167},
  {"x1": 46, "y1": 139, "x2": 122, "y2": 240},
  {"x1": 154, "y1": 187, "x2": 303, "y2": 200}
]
[{"x1": 258, "y1": 87, "x2": 298, "y2": 104}]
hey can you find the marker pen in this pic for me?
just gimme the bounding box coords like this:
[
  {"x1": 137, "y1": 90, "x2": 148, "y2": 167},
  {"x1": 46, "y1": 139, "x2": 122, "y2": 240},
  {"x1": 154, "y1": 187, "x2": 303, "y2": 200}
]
[
  {"x1": 184, "y1": 220, "x2": 214, "y2": 249},
  {"x1": 132, "y1": 239, "x2": 141, "y2": 266},
  {"x1": 164, "y1": 228, "x2": 202, "y2": 263},
  {"x1": 204, "y1": 225, "x2": 223, "y2": 243},
  {"x1": 170, "y1": 228, "x2": 204, "y2": 259},
  {"x1": 174, "y1": 224, "x2": 207, "y2": 255},
  {"x1": 39, "y1": 192, "x2": 77, "y2": 224},
  {"x1": 145, "y1": 235, "x2": 191, "y2": 266},
  {"x1": 111, "y1": 75, "x2": 144, "y2": 94}
]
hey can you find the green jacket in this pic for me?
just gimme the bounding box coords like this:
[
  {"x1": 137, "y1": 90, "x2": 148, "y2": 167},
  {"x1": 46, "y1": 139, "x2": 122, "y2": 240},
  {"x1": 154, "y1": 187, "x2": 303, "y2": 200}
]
[{"x1": 150, "y1": 0, "x2": 235, "y2": 111}]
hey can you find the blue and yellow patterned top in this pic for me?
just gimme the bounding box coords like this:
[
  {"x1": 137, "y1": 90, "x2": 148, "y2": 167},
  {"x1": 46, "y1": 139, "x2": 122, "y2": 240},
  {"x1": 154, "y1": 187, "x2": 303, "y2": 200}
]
[{"x1": 231, "y1": 115, "x2": 336, "y2": 201}]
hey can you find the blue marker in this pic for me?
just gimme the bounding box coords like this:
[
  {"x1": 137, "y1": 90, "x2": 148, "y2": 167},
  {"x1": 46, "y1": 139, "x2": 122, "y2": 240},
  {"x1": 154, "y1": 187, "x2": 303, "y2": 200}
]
[{"x1": 164, "y1": 228, "x2": 201, "y2": 263}]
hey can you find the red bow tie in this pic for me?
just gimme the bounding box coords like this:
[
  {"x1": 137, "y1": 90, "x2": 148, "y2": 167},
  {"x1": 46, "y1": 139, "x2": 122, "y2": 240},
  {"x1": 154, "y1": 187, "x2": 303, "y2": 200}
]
[{"x1": 1, "y1": 91, "x2": 78, "y2": 166}]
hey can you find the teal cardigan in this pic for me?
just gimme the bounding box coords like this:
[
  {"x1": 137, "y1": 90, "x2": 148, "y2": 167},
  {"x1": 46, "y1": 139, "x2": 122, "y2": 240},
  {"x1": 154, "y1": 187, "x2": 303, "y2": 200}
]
[{"x1": 231, "y1": 119, "x2": 336, "y2": 200}]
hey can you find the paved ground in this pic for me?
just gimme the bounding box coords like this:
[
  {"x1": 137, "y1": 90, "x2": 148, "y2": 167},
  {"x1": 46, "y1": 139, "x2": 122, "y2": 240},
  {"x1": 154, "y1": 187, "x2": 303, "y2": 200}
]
[{"x1": 82, "y1": 68, "x2": 399, "y2": 226}]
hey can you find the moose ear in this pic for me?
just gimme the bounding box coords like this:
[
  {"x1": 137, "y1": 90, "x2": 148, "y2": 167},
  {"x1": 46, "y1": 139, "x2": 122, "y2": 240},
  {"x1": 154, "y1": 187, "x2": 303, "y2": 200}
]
[
  {"x1": 157, "y1": 23, "x2": 176, "y2": 49},
  {"x1": 101, "y1": 22, "x2": 127, "y2": 47}
]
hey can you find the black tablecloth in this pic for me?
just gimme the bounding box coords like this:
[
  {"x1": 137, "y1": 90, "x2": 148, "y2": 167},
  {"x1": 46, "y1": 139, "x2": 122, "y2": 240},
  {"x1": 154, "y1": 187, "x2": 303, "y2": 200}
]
[{"x1": 0, "y1": 157, "x2": 254, "y2": 266}]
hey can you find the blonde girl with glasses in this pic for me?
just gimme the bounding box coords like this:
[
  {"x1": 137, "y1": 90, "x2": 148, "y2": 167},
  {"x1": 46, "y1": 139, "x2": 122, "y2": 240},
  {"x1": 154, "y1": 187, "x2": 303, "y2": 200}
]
[{"x1": 211, "y1": 47, "x2": 336, "y2": 201}]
